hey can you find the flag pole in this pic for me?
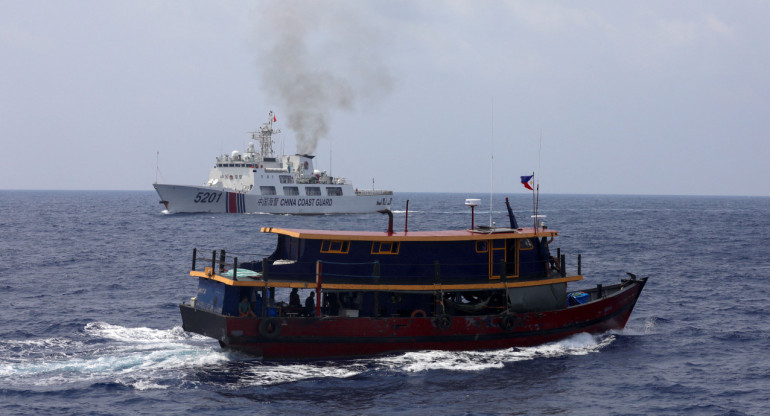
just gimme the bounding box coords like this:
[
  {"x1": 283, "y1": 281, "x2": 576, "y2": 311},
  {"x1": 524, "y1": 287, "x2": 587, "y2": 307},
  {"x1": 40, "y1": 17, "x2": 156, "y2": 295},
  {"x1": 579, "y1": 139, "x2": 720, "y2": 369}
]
[{"x1": 531, "y1": 171, "x2": 536, "y2": 232}]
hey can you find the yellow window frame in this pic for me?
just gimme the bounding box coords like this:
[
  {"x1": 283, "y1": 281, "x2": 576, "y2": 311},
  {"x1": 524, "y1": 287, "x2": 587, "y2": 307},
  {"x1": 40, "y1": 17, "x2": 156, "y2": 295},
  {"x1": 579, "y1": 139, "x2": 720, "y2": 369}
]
[
  {"x1": 320, "y1": 240, "x2": 350, "y2": 254},
  {"x1": 371, "y1": 241, "x2": 400, "y2": 255}
]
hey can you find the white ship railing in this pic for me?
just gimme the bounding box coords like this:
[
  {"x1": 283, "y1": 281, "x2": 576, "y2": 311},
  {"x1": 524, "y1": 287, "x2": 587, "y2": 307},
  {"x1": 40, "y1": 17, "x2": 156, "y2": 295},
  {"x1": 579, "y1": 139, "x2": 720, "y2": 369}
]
[{"x1": 355, "y1": 189, "x2": 393, "y2": 196}]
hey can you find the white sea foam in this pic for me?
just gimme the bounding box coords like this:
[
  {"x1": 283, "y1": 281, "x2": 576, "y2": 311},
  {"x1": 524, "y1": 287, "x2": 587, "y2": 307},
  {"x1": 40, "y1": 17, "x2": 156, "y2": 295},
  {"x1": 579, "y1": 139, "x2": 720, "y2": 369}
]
[
  {"x1": 0, "y1": 324, "x2": 617, "y2": 390},
  {"x1": 0, "y1": 322, "x2": 228, "y2": 390},
  {"x1": 377, "y1": 332, "x2": 614, "y2": 373},
  {"x1": 220, "y1": 333, "x2": 617, "y2": 387},
  {"x1": 235, "y1": 362, "x2": 365, "y2": 387}
]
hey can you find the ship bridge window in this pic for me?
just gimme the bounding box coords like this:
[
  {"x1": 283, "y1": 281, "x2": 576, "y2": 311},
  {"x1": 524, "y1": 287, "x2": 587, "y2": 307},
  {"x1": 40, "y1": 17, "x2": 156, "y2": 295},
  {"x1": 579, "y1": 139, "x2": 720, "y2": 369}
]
[
  {"x1": 326, "y1": 187, "x2": 343, "y2": 196},
  {"x1": 279, "y1": 175, "x2": 294, "y2": 184},
  {"x1": 520, "y1": 239, "x2": 533, "y2": 250},
  {"x1": 283, "y1": 186, "x2": 299, "y2": 196},
  {"x1": 321, "y1": 240, "x2": 350, "y2": 254},
  {"x1": 372, "y1": 241, "x2": 400, "y2": 255},
  {"x1": 260, "y1": 186, "x2": 276, "y2": 195},
  {"x1": 306, "y1": 187, "x2": 321, "y2": 196}
]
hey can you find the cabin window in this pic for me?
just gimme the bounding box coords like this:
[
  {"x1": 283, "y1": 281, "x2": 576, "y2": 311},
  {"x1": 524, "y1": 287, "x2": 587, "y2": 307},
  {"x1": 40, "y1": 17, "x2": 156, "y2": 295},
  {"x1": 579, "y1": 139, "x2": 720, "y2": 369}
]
[
  {"x1": 279, "y1": 175, "x2": 294, "y2": 184},
  {"x1": 283, "y1": 186, "x2": 299, "y2": 196},
  {"x1": 520, "y1": 239, "x2": 533, "y2": 250},
  {"x1": 326, "y1": 187, "x2": 343, "y2": 196},
  {"x1": 321, "y1": 240, "x2": 350, "y2": 254},
  {"x1": 306, "y1": 187, "x2": 321, "y2": 196},
  {"x1": 506, "y1": 239, "x2": 519, "y2": 278},
  {"x1": 260, "y1": 186, "x2": 276, "y2": 195},
  {"x1": 372, "y1": 241, "x2": 400, "y2": 255},
  {"x1": 475, "y1": 240, "x2": 488, "y2": 253}
]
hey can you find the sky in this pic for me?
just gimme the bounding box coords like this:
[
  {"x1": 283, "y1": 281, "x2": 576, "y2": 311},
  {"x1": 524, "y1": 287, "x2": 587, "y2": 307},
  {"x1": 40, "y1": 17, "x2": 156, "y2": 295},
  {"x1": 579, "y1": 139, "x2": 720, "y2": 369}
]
[{"x1": 1, "y1": 0, "x2": 769, "y2": 196}]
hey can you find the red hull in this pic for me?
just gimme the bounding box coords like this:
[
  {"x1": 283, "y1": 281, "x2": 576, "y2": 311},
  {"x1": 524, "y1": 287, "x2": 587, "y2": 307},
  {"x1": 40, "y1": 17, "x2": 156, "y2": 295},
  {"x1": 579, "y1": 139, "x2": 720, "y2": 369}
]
[{"x1": 181, "y1": 279, "x2": 646, "y2": 360}]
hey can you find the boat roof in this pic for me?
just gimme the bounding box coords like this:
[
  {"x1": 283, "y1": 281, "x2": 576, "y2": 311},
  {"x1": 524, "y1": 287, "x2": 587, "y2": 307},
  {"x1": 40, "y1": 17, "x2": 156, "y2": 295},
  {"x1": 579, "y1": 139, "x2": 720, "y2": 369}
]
[{"x1": 260, "y1": 226, "x2": 559, "y2": 241}]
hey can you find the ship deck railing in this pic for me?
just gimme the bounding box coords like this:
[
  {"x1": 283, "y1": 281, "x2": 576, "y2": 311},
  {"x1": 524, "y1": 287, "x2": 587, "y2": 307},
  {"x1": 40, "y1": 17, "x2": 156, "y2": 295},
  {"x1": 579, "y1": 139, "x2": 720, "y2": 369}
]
[{"x1": 354, "y1": 189, "x2": 393, "y2": 196}]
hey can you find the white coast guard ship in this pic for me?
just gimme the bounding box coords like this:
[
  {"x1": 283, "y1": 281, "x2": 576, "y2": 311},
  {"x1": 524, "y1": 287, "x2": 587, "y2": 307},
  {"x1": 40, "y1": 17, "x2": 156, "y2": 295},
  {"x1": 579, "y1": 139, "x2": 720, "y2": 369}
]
[{"x1": 153, "y1": 111, "x2": 393, "y2": 214}]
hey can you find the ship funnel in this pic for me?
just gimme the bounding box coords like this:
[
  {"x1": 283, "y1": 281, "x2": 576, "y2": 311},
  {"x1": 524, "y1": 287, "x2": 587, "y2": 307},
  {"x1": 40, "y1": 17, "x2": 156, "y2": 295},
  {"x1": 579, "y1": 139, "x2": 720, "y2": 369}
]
[{"x1": 378, "y1": 209, "x2": 394, "y2": 235}]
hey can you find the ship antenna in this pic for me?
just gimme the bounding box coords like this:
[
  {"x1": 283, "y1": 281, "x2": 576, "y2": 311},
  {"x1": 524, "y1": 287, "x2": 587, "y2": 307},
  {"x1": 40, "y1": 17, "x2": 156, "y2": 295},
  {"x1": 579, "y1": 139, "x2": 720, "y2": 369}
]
[
  {"x1": 535, "y1": 129, "x2": 543, "y2": 233},
  {"x1": 155, "y1": 151, "x2": 160, "y2": 184},
  {"x1": 489, "y1": 99, "x2": 494, "y2": 227}
]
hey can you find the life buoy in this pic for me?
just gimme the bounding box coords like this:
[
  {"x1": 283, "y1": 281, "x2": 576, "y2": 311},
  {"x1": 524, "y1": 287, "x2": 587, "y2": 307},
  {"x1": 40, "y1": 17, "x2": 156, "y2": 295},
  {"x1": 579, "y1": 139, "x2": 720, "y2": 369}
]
[
  {"x1": 410, "y1": 309, "x2": 426, "y2": 318},
  {"x1": 259, "y1": 318, "x2": 281, "y2": 338},
  {"x1": 434, "y1": 315, "x2": 451, "y2": 329},
  {"x1": 500, "y1": 313, "x2": 516, "y2": 331}
]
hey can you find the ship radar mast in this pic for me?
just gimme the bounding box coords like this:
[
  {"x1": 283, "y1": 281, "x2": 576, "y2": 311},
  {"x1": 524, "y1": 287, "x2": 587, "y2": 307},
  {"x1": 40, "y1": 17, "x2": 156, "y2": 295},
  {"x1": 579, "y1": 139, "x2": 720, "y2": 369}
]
[{"x1": 249, "y1": 111, "x2": 280, "y2": 158}]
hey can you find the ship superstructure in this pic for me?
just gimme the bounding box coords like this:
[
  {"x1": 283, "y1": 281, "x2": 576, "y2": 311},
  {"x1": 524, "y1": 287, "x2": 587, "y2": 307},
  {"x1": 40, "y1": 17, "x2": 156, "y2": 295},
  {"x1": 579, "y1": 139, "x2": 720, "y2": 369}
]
[{"x1": 153, "y1": 111, "x2": 392, "y2": 214}]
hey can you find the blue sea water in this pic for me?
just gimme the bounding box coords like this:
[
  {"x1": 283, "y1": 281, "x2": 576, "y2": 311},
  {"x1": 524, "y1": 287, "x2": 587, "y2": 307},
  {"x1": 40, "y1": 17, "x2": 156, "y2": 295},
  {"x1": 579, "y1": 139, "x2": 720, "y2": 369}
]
[{"x1": 0, "y1": 191, "x2": 768, "y2": 415}]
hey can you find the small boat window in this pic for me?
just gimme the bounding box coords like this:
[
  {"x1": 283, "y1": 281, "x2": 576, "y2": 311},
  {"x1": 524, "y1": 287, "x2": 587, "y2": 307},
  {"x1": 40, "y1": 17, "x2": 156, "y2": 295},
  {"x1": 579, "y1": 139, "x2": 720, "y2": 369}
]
[
  {"x1": 260, "y1": 186, "x2": 277, "y2": 195},
  {"x1": 283, "y1": 186, "x2": 299, "y2": 196},
  {"x1": 372, "y1": 241, "x2": 400, "y2": 254},
  {"x1": 279, "y1": 175, "x2": 294, "y2": 184},
  {"x1": 475, "y1": 240, "x2": 488, "y2": 253},
  {"x1": 520, "y1": 239, "x2": 533, "y2": 250},
  {"x1": 326, "y1": 187, "x2": 343, "y2": 196},
  {"x1": 306, "y1": 187, "x2": 321, "y2": 196},
  {"x1": 321, "y1": 240, "x2": 350, "y2": 254}
]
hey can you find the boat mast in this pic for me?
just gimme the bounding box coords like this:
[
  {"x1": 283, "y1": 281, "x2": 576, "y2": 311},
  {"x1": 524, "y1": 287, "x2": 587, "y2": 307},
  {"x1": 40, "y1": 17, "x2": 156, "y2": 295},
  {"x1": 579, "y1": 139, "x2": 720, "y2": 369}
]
[
  {"x1": 250, "y1": 111, "x2": 280, "y2": 159},
  {"x1": 489, "y1": 101, "x2": 494, "y2": 227}
]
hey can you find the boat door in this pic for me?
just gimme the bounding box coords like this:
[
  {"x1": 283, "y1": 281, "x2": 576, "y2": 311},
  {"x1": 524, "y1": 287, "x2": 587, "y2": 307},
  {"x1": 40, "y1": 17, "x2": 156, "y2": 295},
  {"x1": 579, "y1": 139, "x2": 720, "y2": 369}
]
[{"x1": 488, "y1": 238, "x2": 506, "y2": 279}]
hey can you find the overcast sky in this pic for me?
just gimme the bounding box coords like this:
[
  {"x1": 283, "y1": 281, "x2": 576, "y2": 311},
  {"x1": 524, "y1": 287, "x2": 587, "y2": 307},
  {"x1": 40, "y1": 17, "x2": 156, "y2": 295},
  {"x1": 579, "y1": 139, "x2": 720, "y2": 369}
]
[{"x1": 2, "y1": 1, "x2": 768, "y2": 196}]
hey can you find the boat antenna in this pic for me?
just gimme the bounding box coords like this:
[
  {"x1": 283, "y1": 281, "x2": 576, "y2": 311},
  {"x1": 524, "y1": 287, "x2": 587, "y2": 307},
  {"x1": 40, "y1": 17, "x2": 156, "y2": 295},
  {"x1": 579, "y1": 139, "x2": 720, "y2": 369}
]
[
  {"x1": 155, "y1": 151, "x2": 160, "y2": 184},
  {"x1": 535, "y1": 129, "x2": 543, "y2": 233},
  {"x1": 489, "y1": 99, "x2": 494, "y2": 227}
]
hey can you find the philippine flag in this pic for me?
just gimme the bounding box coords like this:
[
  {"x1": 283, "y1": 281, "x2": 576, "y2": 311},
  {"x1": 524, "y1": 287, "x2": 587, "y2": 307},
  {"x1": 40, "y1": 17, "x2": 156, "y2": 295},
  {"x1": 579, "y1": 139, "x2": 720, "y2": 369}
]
[{"x1": 521, "y1": 175, "x2": 534, "y2": 190}]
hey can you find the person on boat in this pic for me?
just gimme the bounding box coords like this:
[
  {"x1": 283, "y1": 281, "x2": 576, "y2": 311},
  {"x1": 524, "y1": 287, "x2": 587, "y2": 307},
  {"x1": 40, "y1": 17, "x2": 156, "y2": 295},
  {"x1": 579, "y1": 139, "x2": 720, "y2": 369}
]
[
  {"x1": 239, "y1": 296, "x2": 256, "y2": 318},
  {"x1": 252, "y1": 292, "x2": 263, "y2": 315},
  {"x1": 286, "y1": 288, "x2": 302, "y2": 315},
  {"x1": 289, "y1": 288, "x2": 301, "y2": 307},
  {"x1": 304, "y1": 292, "x2": 316, "y2": 317}
]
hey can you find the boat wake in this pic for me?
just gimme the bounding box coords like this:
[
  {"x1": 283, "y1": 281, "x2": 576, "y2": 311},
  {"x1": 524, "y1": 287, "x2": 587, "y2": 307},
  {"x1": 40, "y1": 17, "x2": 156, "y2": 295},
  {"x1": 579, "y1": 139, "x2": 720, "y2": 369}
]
[
  {"x1": 0, "y1": 325, "x2": 617, "y2": 391},
  {"x1": 0, "y1": 322, "x2": 228, "y2": 391},
  {"x1": 214, "y1": 332, "x2": 618, "y2": 388},
  {"x1": 375, "y1": 332, "x2": 615, "y2": 373}
]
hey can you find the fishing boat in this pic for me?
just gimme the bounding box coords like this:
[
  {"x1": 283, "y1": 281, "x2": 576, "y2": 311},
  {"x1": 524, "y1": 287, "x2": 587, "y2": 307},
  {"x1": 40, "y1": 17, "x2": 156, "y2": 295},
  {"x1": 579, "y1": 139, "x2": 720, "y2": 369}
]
[
  {"x1": 153, "y1": 111, "x2": 392, "y2": 214},
  {"x1": 179, "y1": 198, "x2": 647, "y2": 359}
]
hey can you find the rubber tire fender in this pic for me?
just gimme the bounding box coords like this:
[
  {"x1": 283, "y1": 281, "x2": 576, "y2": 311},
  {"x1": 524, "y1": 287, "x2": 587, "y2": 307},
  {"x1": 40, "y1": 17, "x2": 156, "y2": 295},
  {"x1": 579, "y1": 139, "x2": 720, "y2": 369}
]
[
  {"x1": 434, "y1": 314, "x2": 451, "y2": 329},
  {"x1": 500, "y1": 313, "x2": 516, "y2": 331},
  {"x1": 259, "y1": 317, "x2": 281, "y2": 339}
]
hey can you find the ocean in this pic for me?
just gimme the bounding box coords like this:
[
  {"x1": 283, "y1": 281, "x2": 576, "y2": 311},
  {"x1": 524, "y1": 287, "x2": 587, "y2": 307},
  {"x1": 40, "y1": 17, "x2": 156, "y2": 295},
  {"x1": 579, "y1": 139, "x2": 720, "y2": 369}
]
[{"x1": 0, "y1": 191, "x2": 767, "y2": 415}]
